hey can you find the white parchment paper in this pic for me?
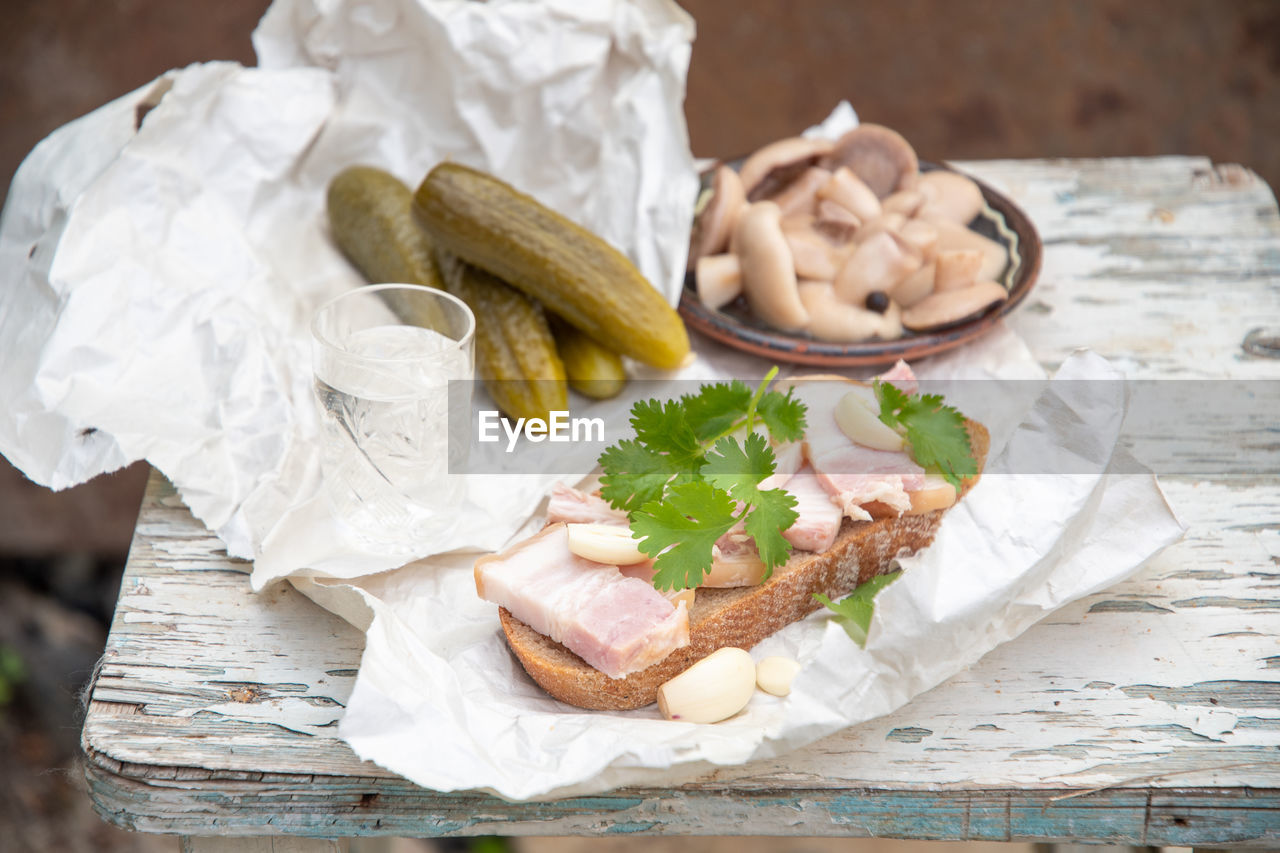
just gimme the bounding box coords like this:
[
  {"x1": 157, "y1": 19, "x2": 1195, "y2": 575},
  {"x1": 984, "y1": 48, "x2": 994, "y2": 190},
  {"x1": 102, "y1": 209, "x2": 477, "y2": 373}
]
[{"x1": 0, "y1": 0, "x2": 1184, "y2": 802}]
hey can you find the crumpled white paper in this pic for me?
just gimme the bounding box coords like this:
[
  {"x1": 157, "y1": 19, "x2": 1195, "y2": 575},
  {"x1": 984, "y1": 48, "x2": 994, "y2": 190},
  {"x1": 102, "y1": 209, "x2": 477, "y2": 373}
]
[
  {"x1": 0, "y1": 0, "x2": 698, "y2": 574},
  {"x1": 313, "y1": 335, "x2": 1184, "y2": 800},
  {"x1": 0, "y1": 0, "x2": 1185, "y2": 802}
]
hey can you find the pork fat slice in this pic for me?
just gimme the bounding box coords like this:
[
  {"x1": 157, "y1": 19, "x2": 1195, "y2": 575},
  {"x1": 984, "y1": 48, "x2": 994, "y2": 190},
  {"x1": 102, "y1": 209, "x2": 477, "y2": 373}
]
[
  {"x1": 546, "y1": 483, "x2": 628, "y2": 525},
  {"x1": 475, "y1": 523, "x2": 689, "y2": 679},
  {"x1": 788, "y1": 376, "x2": 925, "y2": 521},
  {"x1": 781, "y1": 466, "x2": 843, "y2": 552}
]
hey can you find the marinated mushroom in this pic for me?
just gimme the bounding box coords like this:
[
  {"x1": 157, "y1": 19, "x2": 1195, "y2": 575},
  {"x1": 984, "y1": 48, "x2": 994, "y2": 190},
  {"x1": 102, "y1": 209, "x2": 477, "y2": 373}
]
[
  {"x1": 928, "y1": 219, "x2": 1009, "y2": 282},
  {"x1": 916, "y1": 170, "x2": 985, "y2": 225},
  {"x1": 814, "y1": 200, "x2": 861, "y2": 243},
  {"x1": 881, "y1": 188, "x2": 925, "y2": 218},
  {"x1": 821, "y1": 123, "x2": 919, "y2": 199},
  {"x1": 898, "y1": 219, "x2": 938, "y2": 261},
  {"x1": 770, "y1": 166, "x2": 833, "y2": 218},
  {"x1": 834, "y1": 231, "x2": 920, "y2": 306},
  {"x1": 784, "y1": 226, "x2": 844, "y2": 281},
  {"x1": 688, "y1": 164, "x2": 746, "y2": 267},
  {"x1": 817, "y1": 167, "x2": 882, "y2": 222},
  {"x1": 893, "y1": 262, "x2": 936, "y2": 308},
  {"x1": 901, "y1": 280, "x2": 1008, "y2": 331},
  {"x1": 735, "y1": 201, "x2": 810, "y2": 332},
  {"x1": 798, "y1": 281, "x2": 904, "y2": 342},
  {"x1": 738, "y1": 136, "x2": 834, "y2": 201},
  {"x1": 934, "y1": 249, "x2": 983, "y2": 292},
  {"x1": 695, "y1": 253, "x2": 742, "y2": 310}
]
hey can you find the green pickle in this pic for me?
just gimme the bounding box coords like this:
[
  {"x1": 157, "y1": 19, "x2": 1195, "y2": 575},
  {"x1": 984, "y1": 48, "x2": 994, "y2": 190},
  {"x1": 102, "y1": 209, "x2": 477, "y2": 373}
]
[
  {"x1": 436, "y1": 251, "x2": 568, "y2": 421},
  {"x1": 326, "y1": 165, "x2": 567, "y2": 421},
  {"x1": 413, "y1": 162, "x2": 690, "y2": 370},
  {"x1": 550, "y1": 316, "x2": 626, "y2": 400}
]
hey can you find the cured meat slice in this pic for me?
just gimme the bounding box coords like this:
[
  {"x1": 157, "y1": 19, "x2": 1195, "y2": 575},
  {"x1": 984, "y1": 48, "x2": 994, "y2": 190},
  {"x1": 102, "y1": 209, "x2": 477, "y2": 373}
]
[
  {"x1": 546, "y1": 482, "x2": 628, "y2": 525},
  {"x1": 781, "y1": 466, "x2": 843, "y2": 552},
  {"x1": 474, "y1": 524, "x2": 689, "y2": 679}
]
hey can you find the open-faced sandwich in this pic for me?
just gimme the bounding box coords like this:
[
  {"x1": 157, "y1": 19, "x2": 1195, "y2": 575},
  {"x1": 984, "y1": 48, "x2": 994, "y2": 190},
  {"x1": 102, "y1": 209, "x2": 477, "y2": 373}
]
[{"x1": 475, "y1": 361, "x2": 987, "y2": 718}]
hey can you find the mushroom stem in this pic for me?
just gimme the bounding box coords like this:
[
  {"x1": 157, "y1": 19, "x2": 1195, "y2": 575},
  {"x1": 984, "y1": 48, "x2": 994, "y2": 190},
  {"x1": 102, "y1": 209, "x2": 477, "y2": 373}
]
[{"x1": 735, "y1": 202, "x2": 810, "y2": 332}]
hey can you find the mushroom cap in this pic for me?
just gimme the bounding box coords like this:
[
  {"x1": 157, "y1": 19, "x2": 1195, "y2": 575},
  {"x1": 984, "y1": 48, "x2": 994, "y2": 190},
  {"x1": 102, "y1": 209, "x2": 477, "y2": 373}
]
[
  {"x1": 738, "y1": 136, "x2": 834, "y2": 201},
  {"x1": 821, "y1": 124, "x2": 919, "y2": 199},
  {"x1": 834, "y1": 230, "x2": 921, "y2": 306},
  {"x1": 927, "y1": 218, "x2": 1009, "y2": 282},
  {"x1": 916, "y1": 170, "x2": 985, "y2": 225},
  {"x1": 735, "y1": 201, "x2": 810, "y2": 332},
  {"x1": 688, "y1": 164, "x2": 746, "y2": 267},
  {"x1": 769, "y1": 166, "x2": 833, "y2": 218},
  {"x1": 901, "y1": 280, "x2": 1008, "y2": 331},
  {"x1": 817, "y1": 167, "x2": 881, "y2": 222}
]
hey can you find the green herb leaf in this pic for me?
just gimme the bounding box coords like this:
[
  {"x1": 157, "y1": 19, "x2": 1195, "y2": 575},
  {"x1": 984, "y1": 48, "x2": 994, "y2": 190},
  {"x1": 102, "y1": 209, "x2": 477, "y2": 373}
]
[
  {"x1": 755, "y1": 386, "x2": 807, "y2": 442},
  {"x1": 632, "y1": 481, "x2": 739, "y2": 590},
  {"x1": 814, "y1": 571, "x2": 901, "y2": 646},
  {"x1": 597, "y1": 439, "x2": 679, "y2": 514},
  {"x1": 701, "y1": 433, "x2": 797, "y2": 574},
  {"x1": 681, "y1": 380, "x2": 753, "y2": 442},
  {"x1": 875, "y1": 381, "x2": 975, "y2": 489},
  {"x1": 598, "y1": 370, "x2": 812, "y2": 590},
  {"x1": 629, "y1": 398, "x2": 701, "y2": 465}
]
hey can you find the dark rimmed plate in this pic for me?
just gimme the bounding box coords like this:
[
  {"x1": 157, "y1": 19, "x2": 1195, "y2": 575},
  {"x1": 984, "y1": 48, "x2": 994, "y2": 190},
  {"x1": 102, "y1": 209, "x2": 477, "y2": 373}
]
[{"x1": 677, "y1": 161, "x2": 1042, "y2": 367}]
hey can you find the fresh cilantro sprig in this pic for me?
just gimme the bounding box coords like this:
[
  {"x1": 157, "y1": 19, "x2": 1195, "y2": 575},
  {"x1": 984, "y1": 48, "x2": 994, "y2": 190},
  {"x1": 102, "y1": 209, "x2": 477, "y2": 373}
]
[
  {"x1": 874, "y1": 381, "x2": 976, "y2": 489},
  {"x1": 814, "y1": 571, "x2": 900, "y2": 647},
  {"x1": 598, "y1": 368, "x2": 806, "y2": 591}
]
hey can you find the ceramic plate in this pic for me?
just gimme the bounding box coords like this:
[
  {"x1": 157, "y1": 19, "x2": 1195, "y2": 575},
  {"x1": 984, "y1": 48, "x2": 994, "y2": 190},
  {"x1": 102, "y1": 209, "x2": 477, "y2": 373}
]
[{"x1": 677, "y1": 161, "x2": 1042, "y2": 367}]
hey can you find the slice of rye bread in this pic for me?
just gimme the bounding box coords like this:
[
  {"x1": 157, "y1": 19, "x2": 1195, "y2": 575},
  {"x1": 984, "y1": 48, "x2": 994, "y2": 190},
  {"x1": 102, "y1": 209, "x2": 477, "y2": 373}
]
[{"x1": 499, "y1": 419, "x2": 989, "y2": 712}]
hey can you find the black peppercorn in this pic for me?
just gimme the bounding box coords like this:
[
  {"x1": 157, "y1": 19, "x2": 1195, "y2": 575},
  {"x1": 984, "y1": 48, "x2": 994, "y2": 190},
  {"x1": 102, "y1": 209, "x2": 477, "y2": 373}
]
[{"x1": 865, "y1": 290, "x2": 890, "y2": 313}]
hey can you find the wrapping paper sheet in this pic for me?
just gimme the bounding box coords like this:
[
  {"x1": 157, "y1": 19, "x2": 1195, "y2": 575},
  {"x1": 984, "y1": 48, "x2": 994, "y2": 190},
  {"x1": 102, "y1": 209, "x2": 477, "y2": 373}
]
[
  {"x1": 0, "y1": 0, "x2": 698, "y2": 569},
  {"x1": 0, "y1": 0, "x2": 1185, "y2": 802},
  {"x1": 311, "y1": 338, "x2": 1184, "y2": 800}
]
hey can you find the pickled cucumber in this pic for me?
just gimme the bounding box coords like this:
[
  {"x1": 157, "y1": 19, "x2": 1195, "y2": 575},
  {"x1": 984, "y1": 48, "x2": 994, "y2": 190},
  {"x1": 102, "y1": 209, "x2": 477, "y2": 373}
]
[
  {"x1": 327, "y1": 166, "x2": 566, "y2": 421},
  {"x1": 436, "y1": 251, "x2": 567, "y2": 421},
  {"x1": 550, "y1": 316, "x2": 626, "y2": 400},
  {"x1": 413, "y1": 163, "x2": 690, "y2": 370},
  {"x1": 327, "y1": 165, "x2": 444, "y2": 290}
]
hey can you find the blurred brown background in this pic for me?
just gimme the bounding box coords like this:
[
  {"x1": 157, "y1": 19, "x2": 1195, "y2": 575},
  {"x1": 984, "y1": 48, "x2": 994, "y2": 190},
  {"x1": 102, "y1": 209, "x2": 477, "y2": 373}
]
[{"x1": 0, "y1": 1, "x2": 1275, "y2": 850}]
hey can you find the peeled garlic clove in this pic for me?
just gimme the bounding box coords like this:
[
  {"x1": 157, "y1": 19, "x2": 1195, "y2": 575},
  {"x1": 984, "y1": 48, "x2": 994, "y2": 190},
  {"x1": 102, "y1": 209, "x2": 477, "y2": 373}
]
[
  {"x1": 566, "y1": 523, "x2": 648, "y2": 565},
  {"x1": 704, "y1": 541, "x2": 769, "y2": 587},
  {"x1": 658, "y1": 647, "x2": 756, "y2": 723},
  {"x1": 834, "y1": 390, "x2": 904, "y2": 452},
  {"x1": 907, "y1": 473, "x2": 959, "y2": 515},
  {"x1": 756, "y1": 656, "x2": 802, "y2": 697}
]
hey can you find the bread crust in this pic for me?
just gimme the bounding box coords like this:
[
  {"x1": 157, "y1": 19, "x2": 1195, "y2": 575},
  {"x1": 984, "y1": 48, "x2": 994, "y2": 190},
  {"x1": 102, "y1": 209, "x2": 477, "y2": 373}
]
[{"x1": 499, "y1": 420, "x2": 989, "y2": 711}]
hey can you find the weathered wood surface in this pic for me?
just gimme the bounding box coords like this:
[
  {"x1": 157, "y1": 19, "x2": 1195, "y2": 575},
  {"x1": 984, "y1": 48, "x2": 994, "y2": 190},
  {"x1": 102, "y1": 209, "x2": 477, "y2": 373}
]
[{"x1": 83, "y1": 157, "x2": 1280, "y2": 845}]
